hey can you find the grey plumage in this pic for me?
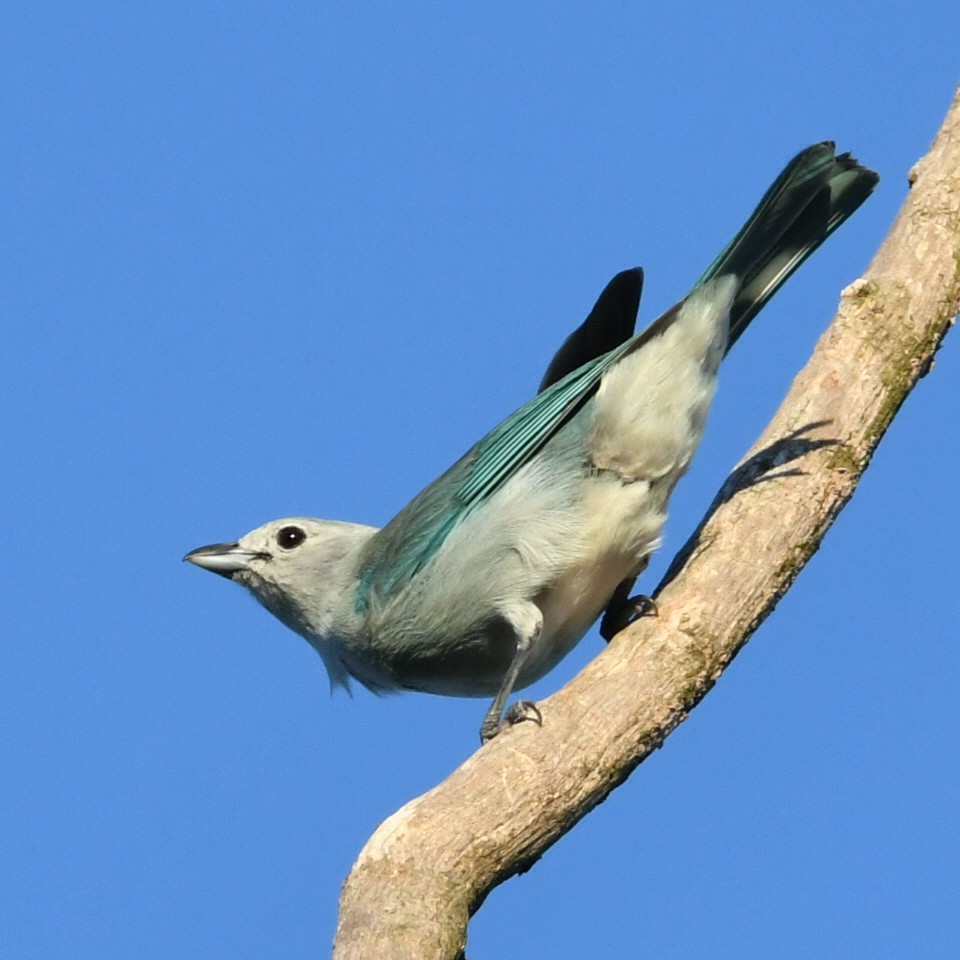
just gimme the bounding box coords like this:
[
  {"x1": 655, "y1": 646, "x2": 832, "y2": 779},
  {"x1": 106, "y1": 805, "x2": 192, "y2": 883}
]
[{"x1": 186, "y1": 143, "x2": 878, "y2": 742}]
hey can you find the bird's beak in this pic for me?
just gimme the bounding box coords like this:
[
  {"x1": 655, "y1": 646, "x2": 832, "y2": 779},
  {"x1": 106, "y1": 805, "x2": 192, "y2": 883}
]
[{"x1": 183, "y1": 542, "x2": 264, "y2": 579}]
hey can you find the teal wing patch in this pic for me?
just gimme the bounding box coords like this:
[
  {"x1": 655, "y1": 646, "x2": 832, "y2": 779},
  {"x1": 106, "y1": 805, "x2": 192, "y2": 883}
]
[{"x1": 458, "y1": 356, "x2": 603, "y2": 506}]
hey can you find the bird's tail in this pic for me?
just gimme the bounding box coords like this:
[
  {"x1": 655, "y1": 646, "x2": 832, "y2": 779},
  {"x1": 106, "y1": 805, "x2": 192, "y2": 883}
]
[{"x1": 697, "y1": 142, "x2": 878, "y2": 351}]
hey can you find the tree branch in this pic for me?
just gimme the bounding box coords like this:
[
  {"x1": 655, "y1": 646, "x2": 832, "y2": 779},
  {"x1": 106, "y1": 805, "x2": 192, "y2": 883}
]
[{"x1": 333, "y1": 88, "x2": 960, "y2": 960}]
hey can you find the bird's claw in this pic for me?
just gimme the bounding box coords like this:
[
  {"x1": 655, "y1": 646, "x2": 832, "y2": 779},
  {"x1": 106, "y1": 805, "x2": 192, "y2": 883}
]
[
  {"x1": 480, "y1": 700, "x2": 542, "y2": 743},
  {"x1": 504, "y1": 699, "x2": 542, "y2": 728},
  {"x1": 600, "y1": 593, "x2": 658, "y2": 641}
]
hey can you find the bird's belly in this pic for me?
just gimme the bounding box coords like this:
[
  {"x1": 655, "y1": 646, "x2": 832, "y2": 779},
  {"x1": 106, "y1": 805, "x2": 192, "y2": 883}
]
[
  {"x1": 365, "y1": 475, "x2": 667, "y2": 700},
  {"x1": 516, "y1": 475, "x2": 666, "y2": 688},
  {"x1": 517, "y1": 555, "x2": 631, "y2": 687}
]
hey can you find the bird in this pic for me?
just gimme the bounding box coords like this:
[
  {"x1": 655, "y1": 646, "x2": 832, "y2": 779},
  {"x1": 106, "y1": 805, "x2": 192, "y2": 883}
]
[{"x1": 186, "y1": 143, "x2": 878, "y2": 743}]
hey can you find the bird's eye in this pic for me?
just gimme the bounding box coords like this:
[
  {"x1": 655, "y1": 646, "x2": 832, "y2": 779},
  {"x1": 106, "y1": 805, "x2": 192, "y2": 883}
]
[{"x1": 276, "y1": 525, "x2": 307, "y2": 550}]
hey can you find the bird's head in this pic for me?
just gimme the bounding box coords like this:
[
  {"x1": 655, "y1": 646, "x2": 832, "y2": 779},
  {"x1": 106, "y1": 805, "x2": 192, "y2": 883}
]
[{"x1": 184, "y1": 517, "x2": 377, "y2": 642}]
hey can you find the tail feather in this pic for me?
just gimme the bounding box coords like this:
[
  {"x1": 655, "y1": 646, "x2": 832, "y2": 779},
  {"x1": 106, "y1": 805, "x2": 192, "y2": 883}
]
[{"x1": 697, "y1": 143, "x2": 879, "y2": 350}]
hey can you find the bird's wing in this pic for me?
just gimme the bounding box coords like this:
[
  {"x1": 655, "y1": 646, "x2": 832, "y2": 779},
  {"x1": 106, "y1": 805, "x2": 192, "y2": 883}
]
[
  {"x1": 354, "y1": 305, "x2": 676, "y2": 612},
  {"x1": 538, "y1": 267, "x2": 642, "y2": 391}
]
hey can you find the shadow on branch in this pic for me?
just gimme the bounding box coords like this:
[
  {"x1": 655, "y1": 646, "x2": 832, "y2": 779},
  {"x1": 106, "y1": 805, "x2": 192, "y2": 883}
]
[{"x1": 657, "y1": 420, "x2": 839, "y2": 592}]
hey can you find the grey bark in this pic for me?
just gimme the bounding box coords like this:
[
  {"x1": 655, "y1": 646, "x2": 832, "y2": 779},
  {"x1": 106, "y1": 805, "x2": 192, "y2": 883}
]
[{"x1": 333, "y1": 88, "x2": 960, "y2": 960}]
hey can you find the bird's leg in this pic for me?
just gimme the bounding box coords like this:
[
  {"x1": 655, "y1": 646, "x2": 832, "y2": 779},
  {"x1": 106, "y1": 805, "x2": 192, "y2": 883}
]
[
  {"x1": 600, "y1": 573, "x2": 658, "y2": 642},
  {"x1": 480, "y1": 602, "x2": 544, "y2": 743}
]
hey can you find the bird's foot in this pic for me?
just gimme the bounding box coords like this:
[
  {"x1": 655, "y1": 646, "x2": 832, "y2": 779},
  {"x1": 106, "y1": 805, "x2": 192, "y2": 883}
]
[
  {"x1": 600, "y1": 594, "x2": 658, "y2": 641},
  {"x1": 480, "y1": 700, "x2": 542, "y2": 743}
]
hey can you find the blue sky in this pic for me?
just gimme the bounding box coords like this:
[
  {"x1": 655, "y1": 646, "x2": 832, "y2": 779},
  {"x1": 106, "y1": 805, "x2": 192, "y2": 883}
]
[{"x1": 3, "y1": 4, "x2": 958, "y2": 958}]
